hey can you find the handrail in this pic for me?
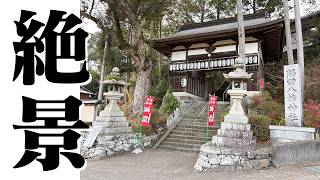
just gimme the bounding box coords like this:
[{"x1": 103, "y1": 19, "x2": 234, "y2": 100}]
[{"x1": 223, "y1": 83, "x2": 231, "y2": 102}]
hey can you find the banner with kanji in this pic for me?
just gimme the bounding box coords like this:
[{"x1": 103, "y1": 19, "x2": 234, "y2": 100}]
[
  {"x1": 141, "y1": 96, "x2": 155, "y2": 126},
  {"x1": 208, "y1": 95, "x2": 218, "y2": 126}
]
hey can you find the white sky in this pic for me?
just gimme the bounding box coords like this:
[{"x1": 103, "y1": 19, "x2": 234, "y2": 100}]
[{"x1": 82, "y1": 0, "x2": 320, "y2": 35}]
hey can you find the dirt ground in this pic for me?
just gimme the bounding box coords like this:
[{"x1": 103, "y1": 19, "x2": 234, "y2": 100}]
[{"x1": 81, "y1": 149, "x2": 320, "y2": 180}]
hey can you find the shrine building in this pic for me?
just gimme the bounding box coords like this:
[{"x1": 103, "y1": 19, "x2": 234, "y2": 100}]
[{"x1": 149, "y1": 12, "x2": 284, "y2": 101}]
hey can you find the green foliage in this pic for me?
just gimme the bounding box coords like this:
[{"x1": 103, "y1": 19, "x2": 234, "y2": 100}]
[
  {"x1": 305, "y1": 17, "x2": 320, "y2": 58},
  {"x1": 160, "y1": 89, "x2": 180, "y2": 114},
  {"x1": 249, "y1": 90, "x2": 285, "y2": 142},
  {"x1": 250, "y1": 91, "x2": 285, "y2": 124},
  {"x1": 127, "y1": 108, "x2": 168, "y2": 135},
  {"x1": 304, "y1": 56, "x2": 320, "y2": 101},
  {"x1": 106, "y1": 74, "x2": 121, "y2": 81},
  {"x1": 84, "y1": 70, "x2": 100, "y2": 94},
  {"x1": 150, "y1": 109, "x2": 168, "y2": 128},
  {"x1": 148, "y1": 60, "x2": 170, "y2": 108},
  {"x1": 87, "y1": 32, "x2": 135, "y2": 74},
  {"x1": 249, "y1": 114, "x2": 273, "y2": 143}
]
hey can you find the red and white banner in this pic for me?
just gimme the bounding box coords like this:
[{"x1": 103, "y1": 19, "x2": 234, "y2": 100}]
[
  {"x1": 208, "y1": 95, "x2": 218, "y2": 126},
  {"x1": 141, "y1": 96, "x2": 155, "y2": 127}
]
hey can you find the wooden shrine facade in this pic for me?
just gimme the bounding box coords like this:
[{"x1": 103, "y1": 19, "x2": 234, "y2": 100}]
[{"x1": 149, "y1": 11, "x2": 284, "y2": 99}]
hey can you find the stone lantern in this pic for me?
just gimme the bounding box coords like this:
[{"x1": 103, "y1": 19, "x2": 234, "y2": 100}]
[
  {"x1": 102, "y1": 67, "x2": 129, "y2": 110},
  {"x1": 211, "y1": 62, "x2": 256, "y2": 151},
  {"x1": 93, "y1": 67, "x2": 132, "y2": 135},
  {"x1": 223, "y1": 68, "x2": 253, "y2": 124}
]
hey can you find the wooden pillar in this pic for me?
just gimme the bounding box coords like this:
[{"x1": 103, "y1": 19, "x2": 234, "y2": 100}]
[
  {"x1": 184, "y1": 44, "x2": 191, "y2": 61},
  {"x1": 237, "y1": 0, "x2": 246, "y2": 71},
  {"x1": 282, "y1": 0, "x2": 294, "y2": 65},
  {"x1": 98, "y1": 34, "x2": 108, "y2": 109},
  {"x1": 294, "y1": 0, "x2": 305, "y2": 102}
]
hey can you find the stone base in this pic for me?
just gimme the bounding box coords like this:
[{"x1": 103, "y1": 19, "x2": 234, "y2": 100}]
[
  {"x1": 212, "y1": 122, "x2": 256, "y2": 151},
  {"x1": 80, "y1": 132, "x2": 162, "y2": 159},
  {"x1": 224, "y1": 114, "x2": 248, "y2": 124},
  {"x1": 269, "y1": 125, "x2": 315, "y2": 142},
  {"x1": 194, "y1": 142, "x2": 272, "y2": 172}
]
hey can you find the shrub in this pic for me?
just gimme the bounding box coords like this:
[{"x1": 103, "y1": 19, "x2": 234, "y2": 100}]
[
  {"x1": 149, "y1": 79, "x2": 169, "y2": 109},
  {"x1": 304, "y1": 99, "x2": 320, "y2": 129},
  {"x1": 127, "y1": 109, "x2": 168, "y2": 136},
  {"x1": 248, "y1": 90, "x2": 285, "y2": 142},
  {"x1": 250, "y1": 91, "x2": 285, "y2": 124},
  {"x1": 249, "y1": 115, "x2": 273, "y2": 143},
  {"x1": 160, "y1": 89, "x2": 180, "y2": 114},
  {"x1": 149, "y1": 109, "x2": 168, "y2": 129}
]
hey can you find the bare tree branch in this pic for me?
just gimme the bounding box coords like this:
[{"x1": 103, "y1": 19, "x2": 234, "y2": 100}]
[
  {"x1": 89, "y1": 0, "x2": 95, "y2": 15},
  {"x1": 80, "y1": 10, "x2": 108, "y2": 32}
]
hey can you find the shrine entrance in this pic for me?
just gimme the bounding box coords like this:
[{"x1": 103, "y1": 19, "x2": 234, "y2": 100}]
[{"x1": 204, "y1": 70, "x2": 232, "y2": 101}]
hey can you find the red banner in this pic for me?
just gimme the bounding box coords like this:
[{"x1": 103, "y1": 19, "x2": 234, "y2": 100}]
[
  {"x1": 260, "y1": 79, "x2": 265, "y2": 90},
  {"x1": 208, "y1": 95, "x2": 218, "y2": 126},
  {"x1": 141, "y1": 96, "x2": 155, "y2": 127}
]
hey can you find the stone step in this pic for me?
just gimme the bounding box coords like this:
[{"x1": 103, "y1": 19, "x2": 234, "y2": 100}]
[
  {"x1": 168, "y1": 134, "x2": 214, "y2": 141},
  {"x1": 165, "y1": 137, "x2": 209, "y2": 144},
  {"x1": 170, "y1": 130, "x2": 217, "y2": 137},
  {"x1": 183, "y1": 114, "x2": 224, "y2": 119},
  {"x1": 176, "y1": 123, "x2": 221, "y2": 129},
  {"x1": 161, "y1": 141, "x2": 202, "y2": 149},
  {"x1": 174, "y1": 126, "x2": 218, "y2": 132},
  {"x1": 158, "y1": 144, "x2": 200, "y2": 153}
]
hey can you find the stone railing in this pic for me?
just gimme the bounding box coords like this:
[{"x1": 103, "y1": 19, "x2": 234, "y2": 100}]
[{"x1": 166, "y1": 108, "x2": 181, "y2": 128}]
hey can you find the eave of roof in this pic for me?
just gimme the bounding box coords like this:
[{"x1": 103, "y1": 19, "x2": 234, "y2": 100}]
[{"x1": 148, "y1": 18, "x2": 284, "y2": 61}]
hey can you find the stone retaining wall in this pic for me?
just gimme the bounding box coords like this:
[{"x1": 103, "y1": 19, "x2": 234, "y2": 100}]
[
  {"x1": 194, "y1": 142, "x2": 272, "y2": 172},
  {"x1": 272, "y1": 140, "x2": 320, "y2": 167},
  {"x1": 80, "y1": 132, "x2": 162, "y2": 160}
]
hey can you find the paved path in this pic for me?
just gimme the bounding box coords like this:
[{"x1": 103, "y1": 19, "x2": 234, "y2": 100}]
[{"x1": 81, "y1": 149, "x2": 320, "y2": 180}]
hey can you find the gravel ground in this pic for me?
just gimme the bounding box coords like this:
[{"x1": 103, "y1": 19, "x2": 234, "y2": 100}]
[{"x1": 81, "y1": 149, "x2": 320, "y2": 180}]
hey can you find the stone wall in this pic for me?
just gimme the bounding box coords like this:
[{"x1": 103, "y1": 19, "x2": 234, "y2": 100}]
[
  {"x1": 194, "y1": 142, "x2": 272, "y2": 172},
  {"x1": 166, "y1": 108, "x2": 181, "y2": 128},
  {"x1": 272, "y1": 140, "x2": 320, "y2": 167},
  {"x1": 80, "y1": 132, "x2": 162, "y2": 160}
]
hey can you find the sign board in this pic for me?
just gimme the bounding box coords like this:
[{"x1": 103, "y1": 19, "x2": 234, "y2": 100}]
[
  {"x1": 208, "y1": 95, "x2": 218, "y2": 126},
  {"x1": 141, "y1": 96, "x2": 155, "y2": 127},
  {"x1": 83, "y1": 126, "x2": 102, "y2": 147},
  {"x1": 284, "y1": 64, "x2": 303, "y2": 127}
]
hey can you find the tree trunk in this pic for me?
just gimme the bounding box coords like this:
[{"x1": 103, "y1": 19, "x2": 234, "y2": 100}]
[{"x1": 132, "y1": 65, "x2": 153, "y2": 113}]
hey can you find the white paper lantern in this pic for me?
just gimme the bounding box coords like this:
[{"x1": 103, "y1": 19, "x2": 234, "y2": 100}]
[
  {"x1": 210, "y1": 61, "x2": 214, "y2": 68},
  {"x1": 227, "y1": 59, "x2": 231, "y2": 66},
  {"x1": 214, "y1": 60, "x2": 217, "y2": 67}
]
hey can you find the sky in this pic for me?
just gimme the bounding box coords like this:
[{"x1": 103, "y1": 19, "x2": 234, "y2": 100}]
[{"x1": 82, "y1": 0, "x2": 320, "y2": 35}]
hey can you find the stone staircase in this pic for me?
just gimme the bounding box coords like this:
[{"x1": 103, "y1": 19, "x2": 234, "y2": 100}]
[{"x1": 158, "y1": 101, "x2": 230, "y2": 152}]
